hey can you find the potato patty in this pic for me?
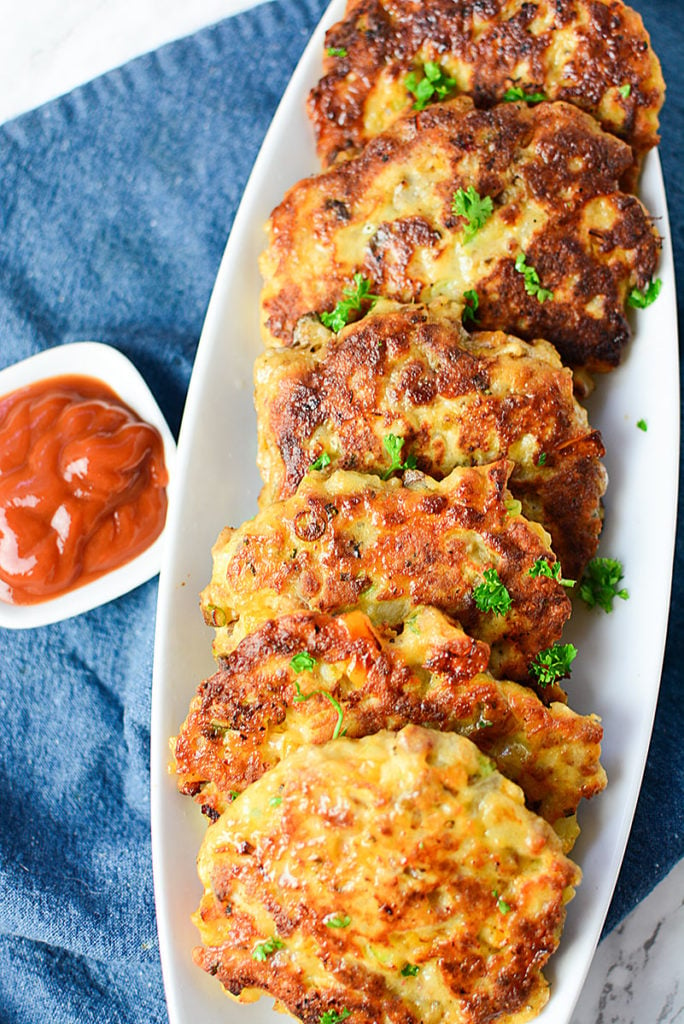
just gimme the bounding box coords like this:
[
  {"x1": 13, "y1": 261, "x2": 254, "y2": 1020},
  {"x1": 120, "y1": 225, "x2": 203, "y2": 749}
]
[
  {"x1": 174, "y1": 606, "x2": 606, "y2": 846},
  {"x1": 193, "y1": 725, "x2": 580, "y2": 1024},
  {"x1": 255, "y1": 299, "x2": 606, "y2": 578},
  {"x1": 308, "y1": 0, "x2": 664, "y2": 176},
  {"x1": 201, "y1": 461, "x2": 572, "y2": 682},
  {"x1": 261, "y1": 96, "x2": 660, "y2": 370}
]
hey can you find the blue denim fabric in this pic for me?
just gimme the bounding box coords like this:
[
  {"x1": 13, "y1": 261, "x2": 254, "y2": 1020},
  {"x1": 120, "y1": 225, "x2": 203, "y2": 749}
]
[{"x1": 0, "y1": 1, "x2": 681, "y2": 1020}]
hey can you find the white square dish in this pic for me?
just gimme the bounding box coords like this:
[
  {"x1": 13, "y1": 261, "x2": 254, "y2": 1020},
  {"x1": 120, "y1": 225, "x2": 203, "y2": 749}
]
[{"x1": 0, "y1": 341, "x2": 177, "y2": 629}]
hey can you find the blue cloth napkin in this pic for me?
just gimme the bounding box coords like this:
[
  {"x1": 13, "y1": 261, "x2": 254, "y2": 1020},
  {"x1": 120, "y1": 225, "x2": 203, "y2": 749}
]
[{"x1": 0, "y1": 1, "x2": 682, "y2": 1021}]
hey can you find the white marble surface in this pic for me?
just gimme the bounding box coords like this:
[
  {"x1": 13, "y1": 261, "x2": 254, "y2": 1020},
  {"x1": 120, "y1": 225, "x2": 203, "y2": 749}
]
[
  {"x1": 2, "y1": 1, "x2": 682, "y2": 1021},
  {"x1": 0, "y1": 0, "x2": 262, "y2": 124},
  {"x1": 571, "y1": 858, "x2": 684, "y2": 1024}
]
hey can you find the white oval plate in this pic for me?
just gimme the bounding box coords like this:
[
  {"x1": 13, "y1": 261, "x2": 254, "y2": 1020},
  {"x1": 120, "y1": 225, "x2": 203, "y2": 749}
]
[
  {"x1": 150, "y1": 2, "x2": 679, "y2": 1022},
  {"x1": 0, "y1": 341, "x2": 177, "y2": 628}
]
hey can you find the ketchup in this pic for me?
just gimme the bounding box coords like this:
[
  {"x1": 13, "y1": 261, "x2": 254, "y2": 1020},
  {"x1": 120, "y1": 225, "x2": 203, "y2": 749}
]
[{"x1": 0, "y1": 374, "x2": 169, "y2": 606}]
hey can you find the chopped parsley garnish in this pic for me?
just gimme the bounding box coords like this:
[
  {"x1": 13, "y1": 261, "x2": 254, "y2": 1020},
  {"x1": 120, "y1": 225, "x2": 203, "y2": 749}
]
[
  {"x1": 309, "y1": 451, "x2": 332, "y2": 472},
  {"x1": 404, "y1": 612, "x2": 421, "y2": 634},
  {"x1": 327, "y1": 46, "x2": 348, "y2": 57},
  {"x1": 405, "y1": 61, "x2": 457, "y2": 110},
  {"x1": 529, "y1": 643, "x2": 578, "y2": 686},
  {"x1": 528, "y1": 557, "x2": 575, "y2": 588},
  {"x1": 537, "y1": 452, "x2": 547, "y2": 466},
  {"x1": 252, "y1": 936, "x2": 284, "y2": 961},
  {"x1": 320, "y1": 273, "x2": 380, "y2": 332},
  {"x1": 320, "y1": 1011, "x2": 351, "y2": 1024},
  {"x1": 514, "y1": 252, "x2": 554, "y2": 303},
  {"x1": 205, "y1": 603, "x2": 227, "y2": 627},
  {"x1": 618, "y1": 83, "x2": 632, "y2": 98},
  {"x1": 502, "y1": 85, "x2": 547, "y2": 104},
  {"x1": 462, "y1": 288, "x2": 480, "y2": 325},
  {"x1": 294, "y1": 681, "x2": 345, "y2": 740},
  {"x1": 325, "y1": 913, "x2": 351, "y2": 928},
  {"x1": 579, "y1": 557, "x2": 629, "y2": 612},
  {"x1": 229, "y1": 790, "x2": 240, "y2": 801},
  {"x1": 382, "y1": 433, "x2": 417, "y2": 479},
  {"x1": 492, "y1": 889, "x2": 512, "y2": 914},
  {"x1": 628, "y1": 278, "x2": 662, "y2": 309},
  {"x1": 269, "y1": 795, "x2": 283, "y2": 807},
  {"x1": 452, "y1": 186, "x2": 494, "y2": 242},
  {"x1": 637, "y1": 418, "x2": 648, "y2": 432},
  {"x1": 473, "y1": 568, "x2": 512, "y2": 616},
  {"x1": 290, "y1": 651, "x2": 317, "y2": 673},
  {"x1": 401, "y1": 963, "x2": 420, "y2": 977}
]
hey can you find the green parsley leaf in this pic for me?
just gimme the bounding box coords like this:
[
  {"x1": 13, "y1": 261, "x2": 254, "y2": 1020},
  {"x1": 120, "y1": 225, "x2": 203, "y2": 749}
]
[
  {"x1": 252, "y1": 936, "x2": 284, "y2": 961},
  {"x1": 405, "y1": 61, "x2": 457, "y2": 110},
  {"x1": 290, "y1": 651, "x2": 317, "y2": 673},
  {"x1": 618, "y1": 83, "x2": 631, "y2": 98},
  {"x1": 514, "y1": 252, "x2": 554, "y2": 303},
  {"x1": 529, "y1": 643, "x2": 578, "y2": 686},
  {"x1": 269, "y1": 795, "x2": 283, "y2": 807},
  {"x1": 462, "y1": 288, "x2": 480, "y2": 325},
  {"x1": 309, "y1": 451, "x2": 332, "y2": 472},
  {"x1": 628, "y1": 278, "x2": 662, "y2": 309},
  {"x1": 382, "y1": 433, "x2": 417, "y2": 479},
  {"x1": 400, "y1": 963, "x2": 420, "y2": 977},
  {"x1": 229, "y1": 790, "x2": 240, "y2": 801},
  {"x1": 327, "y1": 46, "x2": 348, "y2": 57},
  {"x1": 325, "y1": 913, "x2": 351, "y2": 928},
  {"x1": 320, "y1": 1010, "x2": 351, "y2": 1024},
  {"x1": 473, "y1": 568, "x2": 512, "y2": 616},
  {"x1": 452, "y1": 186, "x2": 494, "y2": 242},
  {"x1": 579, "y1": 557, "x2": 629, "y2": 612},
  {"x1": 502, "y1": 85, "x2": 547, "y2": 104},
  {"x1": 492, "y1": 889, "x2": 512, "y2": 914},
  {"x1": 636, "y1": 418, "x2": 648, "y2": 432},
  {"x1": 320, "y1": 273, "x2": 380, "y2": 332},
  {"x1": 293, "y1": 681, "x2": 345, "y2": 740},
  {"x1": 537, "y1": 452, "x2": 547, "y2": 466},
  {"x1": 528, "y1": 557, "x2": 575, "y2": 588}
]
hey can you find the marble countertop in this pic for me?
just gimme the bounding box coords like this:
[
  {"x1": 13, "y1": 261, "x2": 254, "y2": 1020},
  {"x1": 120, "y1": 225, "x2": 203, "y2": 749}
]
[{"x1": 2, "y1": 1, "x2": 681, "y2": 1021}]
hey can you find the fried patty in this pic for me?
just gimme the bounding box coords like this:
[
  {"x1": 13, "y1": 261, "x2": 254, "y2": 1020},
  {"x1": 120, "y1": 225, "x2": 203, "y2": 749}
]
[
  {"x1": 260, "y1": 96, "x2": 660, "y2": 370},
  {"x1": 255, "y1": 299, "x2": 606, "y2": 578},
  {"x1": 201, "y1": 461, "x2": 571, "y2": 682},
  {"x1": 193, "y1": 725, "x2": 581, "y2": 1024},
  {"x1": 308, "y1": 0, "x2": 664, "y2": 177},
  {"x1": 174, "y1": 606, "x2": 606, "y2": 846}
]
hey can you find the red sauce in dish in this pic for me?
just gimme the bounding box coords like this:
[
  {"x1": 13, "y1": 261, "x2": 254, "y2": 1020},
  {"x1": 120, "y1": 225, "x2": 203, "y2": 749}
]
[{"x1": 0, "y1": 374, "x2": 169, "y2": 606}]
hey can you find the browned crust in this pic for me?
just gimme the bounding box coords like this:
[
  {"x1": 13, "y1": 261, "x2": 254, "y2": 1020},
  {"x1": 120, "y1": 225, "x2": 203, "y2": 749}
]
[
  {"x1": 261, "y1": 98, "x2": 661, "y2": 369},
  {"x1": 201, "y1": 461, "x2": 572, "y2": 681},
  {"x1": 255, "y1": 302, "x2": 606, "y2": 577},
  {"x1": 308, "y1": 0, "x2": 665, "y2": 172},
  {"x1": 173, "y1": 608, "x2": 605, "y2": 836},
  {"x1": 192, "y1": 726, "x2": 581, "y2": 1024}
]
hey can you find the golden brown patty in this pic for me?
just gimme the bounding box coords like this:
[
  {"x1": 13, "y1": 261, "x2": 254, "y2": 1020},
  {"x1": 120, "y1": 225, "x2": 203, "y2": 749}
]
[
  {"x1": 260, "y1": 96, "x2": 660, "y2": 370},
  {"x1": 200, "y1": 461, "x2": 572, "y2": 682},
  {"x1": 193, "y1": 725, "x2": 581, "y2": 1024},
  {"x1": 173, "y1": 606, "x2": 606, "y2": 845},
  {"x1": 308, "y1": 0, "x2": 664, "y2": 173},
  {"x1": 255, "y1": 299, "x2": 607, "y2": 578}
]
